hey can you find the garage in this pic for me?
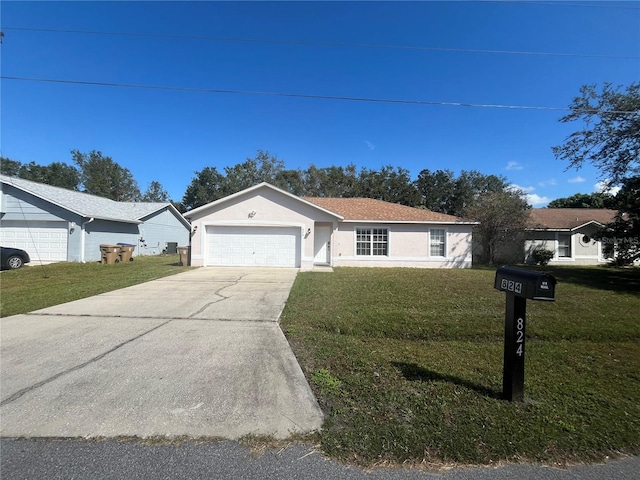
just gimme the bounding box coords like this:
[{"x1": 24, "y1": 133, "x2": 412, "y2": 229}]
[
  {"x1": 0, "y1": 220, "x2": 68, "y2": 262},
  {"x1": 206, "y1": 226, "x2": 300, "y2": 267}
]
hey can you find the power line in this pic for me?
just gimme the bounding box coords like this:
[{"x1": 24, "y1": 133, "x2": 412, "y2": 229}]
[
  {"x1": 3, "y1": 26, "x2": 638, "y2": 60},
  {"x1": 2, "y1": 75, "x2": 637, "y2": 114}
]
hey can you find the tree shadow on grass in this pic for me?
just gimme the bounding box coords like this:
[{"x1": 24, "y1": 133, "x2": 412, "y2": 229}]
[
  {"x1": 529, "y1": 265, "x2": 640, "y2": 295},
  {"x1": 392, "y1": 362, "x2": 502, "y2": 399}
]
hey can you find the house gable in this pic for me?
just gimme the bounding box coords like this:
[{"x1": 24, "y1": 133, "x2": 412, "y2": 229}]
[{"x1": 185, "y1": 183, "x2": 343, "y2": 221}]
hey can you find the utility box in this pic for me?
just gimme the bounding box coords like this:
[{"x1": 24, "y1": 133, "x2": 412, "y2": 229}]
[
  {"x1": 100, "y1": 244, "x2": 121, "y2": 264},
  {"x1": 494, "y1": 266, "x2": 556, "y2": 301},
  {"x1": 177, "y1": 246, "x2": 190, "y2": 266},
  {"x1": 166, "y1": 242, "x2": 178, "y2": 254},
  {"x1": 494, "y1": 266, "x2": 557, "y2": 402}
]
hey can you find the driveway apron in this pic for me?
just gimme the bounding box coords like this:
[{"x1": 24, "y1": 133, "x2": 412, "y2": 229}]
[{"x1": 0, "y1": 268, "x2": 323, "y2": 439}]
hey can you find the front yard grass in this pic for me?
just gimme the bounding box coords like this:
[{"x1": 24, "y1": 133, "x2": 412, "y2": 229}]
[
  {"x1": 0, "y1": 255, "x2": 188, "y2": 317},
  {"x1": 280, "y1": 266, "x2": 640, "y2": 467}
]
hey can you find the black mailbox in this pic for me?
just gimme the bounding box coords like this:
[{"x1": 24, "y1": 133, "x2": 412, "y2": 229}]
[
  {"x1": 494, "y1": 266, "x2": 556, "y2": 301},
  {"x1": 494, "y1": 266, "x2": 557, "y2": 402}
]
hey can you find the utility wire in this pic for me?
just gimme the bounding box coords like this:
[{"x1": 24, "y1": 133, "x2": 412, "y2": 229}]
[
  {"x1": 2, "y1": 75, "x2": 637, "y2": 114},
  {"x1": 3, "y1": 26, "x2": 637, "y2": 60}
]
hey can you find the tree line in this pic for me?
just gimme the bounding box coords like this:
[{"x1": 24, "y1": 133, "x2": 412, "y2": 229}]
[
  {"x1": 0, "y1": 148, "x2": 517, "y2": 214},
  {"x1": 1, "y1": 150, "x2": 170, "y2": 203}
]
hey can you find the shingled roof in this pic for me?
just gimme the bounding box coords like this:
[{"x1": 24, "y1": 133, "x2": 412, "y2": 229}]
[
  {"x1": 303, "y1": 197, "x2": 467, "y2": 223},
  {"x1": 1, "y1": 174, "x2": 187, "y2": 226},
  {"x1": 528, "y1": 208, "x2": 617, "y2": 230}
]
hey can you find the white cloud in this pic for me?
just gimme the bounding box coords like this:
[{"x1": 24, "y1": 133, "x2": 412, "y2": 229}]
[
  {"x1": 526, "y1": 194, "x2": 551, "y2": 207},
  {"x1": 594, "y1": 179, "x2": 621, "y2": 195},
  {"x1": 568, "y1": 176, "x2": 586, "y2": 183},
  {"x1": 509, "y1": 183, "x2": 535, "y2": 193},
  {"x1": 506, "y1": 161, "x2": 523, "y2": 171},
  {"x1": 509, "y1": 184, "x2": 549, "y2": 206},
  {"x1": 538, "y1": 178, "x2": 557, "y2": 188},
  {"x1": 364, "y1": 140, "x2": 376, "y2": 151}
]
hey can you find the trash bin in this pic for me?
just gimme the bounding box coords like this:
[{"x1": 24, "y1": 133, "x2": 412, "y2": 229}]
[
  {"x1": 100, "y1": 244, "x2": 121, "y2": 264},
  {"x1": 117, "y1": 243, "x2": 136, "y2": 262},
  {"x1": 177, "y1": 246, "x2": 190, "y2": 266}
]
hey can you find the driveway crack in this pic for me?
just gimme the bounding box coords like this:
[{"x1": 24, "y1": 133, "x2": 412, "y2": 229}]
[
  {"x1": 0, "y1": 320, "x2": 173, "y2": 407},
  {"x1": 188, "y1": 274, "x2": 249, "y2": 318}
]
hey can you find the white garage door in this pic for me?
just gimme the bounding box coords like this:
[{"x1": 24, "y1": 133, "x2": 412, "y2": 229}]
[
  {"x1": 0, "y1": 220, "x2": 68, "y2": 262},
  {"x1": 207, "y1": 226, "x2": 300, "y2": 267}
]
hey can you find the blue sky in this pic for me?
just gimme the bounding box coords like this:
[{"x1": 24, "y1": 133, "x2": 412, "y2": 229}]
[{"x1": 1, "y1": 1, "x2": 639, "y2": 205}]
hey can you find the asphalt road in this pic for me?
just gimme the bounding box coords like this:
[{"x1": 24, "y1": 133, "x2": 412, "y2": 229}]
[{"x1": 1, "y1": 438, "x2": 638, "y2": 480}]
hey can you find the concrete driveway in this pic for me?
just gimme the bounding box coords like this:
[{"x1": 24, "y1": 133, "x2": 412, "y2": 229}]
[{"x1": 0, "y1": 268, "x2": 323, "y2": 439}]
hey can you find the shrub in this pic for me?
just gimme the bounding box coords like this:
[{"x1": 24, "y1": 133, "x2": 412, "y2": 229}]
[{"x1": 532, "y1": 248, "x2": 554, "y2": 265}]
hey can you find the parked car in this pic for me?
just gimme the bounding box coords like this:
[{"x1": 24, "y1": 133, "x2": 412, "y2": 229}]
[{"x1": 1, "y1": 247, "x2": 31, "y2": 270}]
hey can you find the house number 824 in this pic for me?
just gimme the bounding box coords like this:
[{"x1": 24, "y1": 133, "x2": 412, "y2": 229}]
[{"x1": 516, "y1": 317, "x2": 524, "y2": 357}]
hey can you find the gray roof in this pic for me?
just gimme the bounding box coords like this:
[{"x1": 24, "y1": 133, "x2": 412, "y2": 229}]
[{"x1": 1, "y1": 174, "x2": 187, "y2": 226}]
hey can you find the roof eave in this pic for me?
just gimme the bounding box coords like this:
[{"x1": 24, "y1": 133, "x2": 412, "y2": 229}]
[
  {"x1": 343, "y1": 219, "x2": 478, "y2": 225},
  {"x1": 571, "y1": 220, "x2": 606, "y2": 230}
]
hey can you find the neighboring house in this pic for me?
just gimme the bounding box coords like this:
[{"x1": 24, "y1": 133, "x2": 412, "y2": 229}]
[
  {"x1": 184, "y1": 182, "x2": 475, "y2": 269},
  {"x1": 0, "y1": 174, "x2": 190, "y2": 263},
  {"x1": 525, "y1": 208, "x2": 618, "y2": 265}
]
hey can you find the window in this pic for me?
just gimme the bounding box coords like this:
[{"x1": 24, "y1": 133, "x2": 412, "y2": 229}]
[
  {"x1": 558, "y1": 234, "x2": 571, "y2": 258},
  {"x1": 430, "y1": 228, "x2": 446, "y2": 257},
  {"x1": 356, "y1": 228, "x2": 388, "y2": 256}
]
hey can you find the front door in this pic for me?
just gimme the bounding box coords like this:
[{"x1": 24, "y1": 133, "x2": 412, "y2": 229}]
[{"x1": 313, "y1": 225, "x2": 331, "y2": 264}]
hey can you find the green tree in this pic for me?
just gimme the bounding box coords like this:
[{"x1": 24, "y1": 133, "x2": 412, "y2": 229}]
[
  {"x1": 416, "y1": 169, "x2": 508, "y2": 216},
  {"x1": 72, "y1": 150, "x2": 140, "y2": 201},
  {"x1": 553, "y1": 83, "x2": 640, "y2": 264},
  {"x1": 1, "y1": 158, "x2": 80, "y2": 190},
  {"x1": 18, "y1": 161, "x2": 80, "y2": 190},
  {"x1": 141, "y1": 180, "x2": 171, "y2": 202},
  {"x1": 0, "y1": 157, "x2": 22, "y2": 177},
  {"x1": 416, "y1": 169, "x2": 456, "y2": 213},
  {"x1": 273, "y1": 169, "x2": 305, "y2": 196},
  {"x1": 553, "y1": 83, "x2": 639, "y2": 184},
  {"x1": 547, "y1": 192, "x2": 617, "y2": 209},
  {"x1": 598, "y1": 176, "x2": 640, "y2": 265},
  {"x1": 181, "y1": 166, "x2": 227, "y2": 211},
  {"x1": 359, "y1": 165, "x2": 420, "y2": 206},
  {"x1": 223, "y1": 150, "x2": 285, "y2": 193},
  {"x1": 300, "y1": 164, "x2": 361, "y2": 198},
  {"x1": 464, "y1": 189, "x2": 531, "y2": 264}
]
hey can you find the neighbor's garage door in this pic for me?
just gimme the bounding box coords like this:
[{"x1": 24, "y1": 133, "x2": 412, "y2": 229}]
[
  {"x1": 206, "y1": 226, "x2": 300, "y2": 267},
  {"x1": 0, "y1": 220, "x2": 68, "y2": 262}
]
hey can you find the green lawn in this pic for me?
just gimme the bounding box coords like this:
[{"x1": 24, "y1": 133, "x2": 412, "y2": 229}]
[
  {"x1": 0, "y1": 255, "x2": 188, "y2": 317},
  {"x1": 280, "y1": 266, "x2": 640, "y2": 467}
]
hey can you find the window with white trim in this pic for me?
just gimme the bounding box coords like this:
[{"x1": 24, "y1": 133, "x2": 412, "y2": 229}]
[
  {"x1": 430, "y1": 228, "x2": 446, "y2": 257},
  {"x1": 356, "y1": 228, "x2": 388, "y2": 256},
  {"x1": 558, "y1": 234, "x2": 571, "y2": 257}
]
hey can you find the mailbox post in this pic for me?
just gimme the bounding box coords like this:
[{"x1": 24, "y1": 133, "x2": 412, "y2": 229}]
[{"x1": 494, "y1": 267, "x2": 556, "y2": 402}]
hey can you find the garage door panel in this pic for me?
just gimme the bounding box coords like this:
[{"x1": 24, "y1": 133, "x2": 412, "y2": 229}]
[
  {"x1": 0, "y1": 221, "x2": 68, "y2": 262},
  {"x1": 206, "y1": 226, "x2": 300, "y2": 267}
]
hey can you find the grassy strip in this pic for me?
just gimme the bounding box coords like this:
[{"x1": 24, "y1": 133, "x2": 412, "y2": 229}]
[
  {"x1": 280, "y1": 266, "x2": 640, "y2": 466},
  {"x1": 0, "y1": 255, "x2": 188, "y2": 317}
]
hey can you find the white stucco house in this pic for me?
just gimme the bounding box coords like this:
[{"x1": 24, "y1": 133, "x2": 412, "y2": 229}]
[
  {"x1": 525, "y1": 208, "x2": 618, "y2": 265},
  {"x1": 0, "y1": 174, "x2": 190, "y2": 263},
  {"x1": 184, "y1": 182, "x2": 476, "y2": 269}
]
